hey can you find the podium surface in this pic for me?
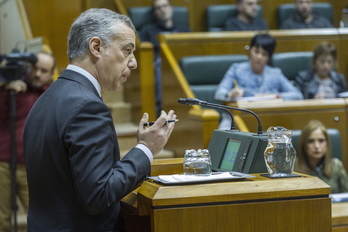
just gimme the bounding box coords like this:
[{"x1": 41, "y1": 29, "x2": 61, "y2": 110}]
[{"x1": 122, "y1": 170, "x2": 331, "y2": 232}]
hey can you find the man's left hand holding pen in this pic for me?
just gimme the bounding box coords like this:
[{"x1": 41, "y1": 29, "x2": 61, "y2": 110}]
[{"x1": 137, "y1": 110, "x2": 177, "y2": 156}]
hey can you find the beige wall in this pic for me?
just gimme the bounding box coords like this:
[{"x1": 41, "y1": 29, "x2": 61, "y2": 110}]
[{"x1": 0, "y1": 0, "x2": 29, "y2": 54}]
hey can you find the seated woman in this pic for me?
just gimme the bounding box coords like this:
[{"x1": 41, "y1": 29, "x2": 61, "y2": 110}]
[
  {"x1": 294, "y1": 120, "x2": 348, "y2": 193},
  {"x1": 214, "y1": 33, "x2": 303, "y2": 130},
  {"x1": 294, "y1": 41, "x2": 347, "y2": 99}
]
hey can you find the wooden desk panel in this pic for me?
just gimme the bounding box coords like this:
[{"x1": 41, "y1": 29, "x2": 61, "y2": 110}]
[
  {"x1": 123, "y1": 170, "x2": 331, "y2": 232},
  {"x1": 152, "y1": 198, "x2": 331, "y2": 232},
  {"x1": 333, "y1": 202, "x2": 348, "y2": 231}
]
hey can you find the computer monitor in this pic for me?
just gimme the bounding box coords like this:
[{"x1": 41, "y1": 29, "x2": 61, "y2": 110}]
[{"x1": 208, "y1": 130, "x2": 268, "y2": 173}]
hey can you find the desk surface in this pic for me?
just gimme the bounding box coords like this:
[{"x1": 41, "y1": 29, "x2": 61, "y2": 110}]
[
  {"x1": 134, "y1": 173, "x2": 330, "y2": 208},
  {"x1": 332, "y1": 202, "x2": 348, "y2": 228}
]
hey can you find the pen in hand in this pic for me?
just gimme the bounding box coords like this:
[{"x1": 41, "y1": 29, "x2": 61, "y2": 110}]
[
  {"x1": 233, "y1": 79, "x2": 239, "y2": 88},
  {"x1": 143, "y1": 119, "x2": 179, "y2": 127}
]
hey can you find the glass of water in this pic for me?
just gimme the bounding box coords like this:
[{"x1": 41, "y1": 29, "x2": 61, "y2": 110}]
[{"x1": 184, "y1": 149, "x2": 212, "y2": 175}]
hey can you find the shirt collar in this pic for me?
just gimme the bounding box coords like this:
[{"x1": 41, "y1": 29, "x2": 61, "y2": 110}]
[{"x1": 66, "y1": 64, "x2": 102, "y2": 97}]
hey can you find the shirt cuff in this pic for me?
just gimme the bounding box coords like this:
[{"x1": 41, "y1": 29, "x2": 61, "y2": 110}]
[{"x1": 135, "y1": 144, "x2": 154, "y2": 162}]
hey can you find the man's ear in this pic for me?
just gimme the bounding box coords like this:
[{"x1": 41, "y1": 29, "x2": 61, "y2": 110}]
[{"x1": 89, "y1": 37, "x2": 102, "y2": 58}]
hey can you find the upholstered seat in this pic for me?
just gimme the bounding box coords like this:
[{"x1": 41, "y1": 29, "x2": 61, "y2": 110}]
[
  {"x1": 206, "y1": 4, "x2": 263, "y2": 31},
  {"x1": 128, "y1": 6, "x2": 189, "y2": 31},
  {"x1": 277, "y1": 3, "x2": 333, "y2": 28},
  {"x1": 291, "y1": 128, "x2": 342, "y2": 160},
  {"x1": 270, "y1": 51, "x2": 313, "y2": 82},
  {"x1": 179, "y1": 54, "x2": 248, "y2": 104}
]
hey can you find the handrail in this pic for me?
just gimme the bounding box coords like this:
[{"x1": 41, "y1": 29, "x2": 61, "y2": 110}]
[{"x1": 160, "y1": 41, "x2": 201, "y2": 112}]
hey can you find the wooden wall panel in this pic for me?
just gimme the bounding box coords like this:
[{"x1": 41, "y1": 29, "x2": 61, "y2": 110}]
[{"x1": 22, "y1": 0, "x2": 83, "y2": 72}]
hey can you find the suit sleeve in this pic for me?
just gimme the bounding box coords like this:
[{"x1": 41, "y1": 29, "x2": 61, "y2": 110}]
[{"x1": 65, "y1": 98, "x2": 150, "y2": 215}]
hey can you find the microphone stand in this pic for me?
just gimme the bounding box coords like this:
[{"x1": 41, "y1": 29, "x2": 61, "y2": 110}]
[
  {"x1": 201, "y1": 101, "x2": 263, "y2": 135},
  {"x1": 178, "y1": 98, "x2": 264, "y2": 135},
  {"x1": 9, "y1": 90, "x2": 18, "y2": 232}
]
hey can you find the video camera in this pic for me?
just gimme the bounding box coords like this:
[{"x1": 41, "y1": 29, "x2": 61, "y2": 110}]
[{"x1": 0, "y1": 49, "x2": 37, "y2": 83}]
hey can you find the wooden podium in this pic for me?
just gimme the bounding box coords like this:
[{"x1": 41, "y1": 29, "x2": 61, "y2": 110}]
[{"x1": 121, "y1": 159, "x2": 332, "y2": 232}]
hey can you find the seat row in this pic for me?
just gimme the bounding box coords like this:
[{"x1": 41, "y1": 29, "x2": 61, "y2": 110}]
[
  {"x1": 179, "y1": 52, "x2": 313, "y2": 105},
  {"x1": 128, "y1": 3, "x2": 334, "y2": 32}
]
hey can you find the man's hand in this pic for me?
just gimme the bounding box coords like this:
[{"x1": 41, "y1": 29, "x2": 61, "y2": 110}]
[
  {"x1": 137, "y1": 110, "x2": 176, "y2": 155},
  {"x1": 6, "y1": 80, "x2": 27, "y2": 93}
]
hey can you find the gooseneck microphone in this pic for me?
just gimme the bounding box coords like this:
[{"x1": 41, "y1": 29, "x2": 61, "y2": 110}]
[
  {"x1": 178, "y1": 98, "x2": 236, "y2": 131},
  {"x1": 178, "y1": 98, "x2": 263, "y2": 135}
]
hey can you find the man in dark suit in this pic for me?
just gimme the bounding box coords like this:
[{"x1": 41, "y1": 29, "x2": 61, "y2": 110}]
[
  {"x1": 225, "y1": 0, "x2": 268, "y2": 31},
  {"x1": 23, "y1": 8, "x2": 176, "y2": 232},
  {"x1": 280, "y1": 0, "x2": 333, "y2": 29}
]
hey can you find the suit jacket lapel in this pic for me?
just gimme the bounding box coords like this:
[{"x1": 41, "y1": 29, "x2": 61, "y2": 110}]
[{"x1": 59, "y1": 69, "x2": 101, "y2": 99}]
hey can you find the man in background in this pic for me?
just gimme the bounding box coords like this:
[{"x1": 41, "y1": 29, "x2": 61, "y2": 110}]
[
  {"x1": 0, "y1": 51, "x2": 55, "y2": 232},
  {"x1": 139, "y1": 0, "x2": 190, "y2": 57},
  {"x1": 225, "y1": 0, "x2": 268, "y2": 31},
  {"x1": 280, "y1": 0, "x2": 333, "y2": 29},
  {"x1": 139, "y1": 0, "x2": 190, "y2": 116}
]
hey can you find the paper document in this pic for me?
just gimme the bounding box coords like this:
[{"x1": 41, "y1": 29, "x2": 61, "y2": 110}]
[
  {"x1": 158, "y1": 172, "x2": 233, "y2": 183},
  {"x1": 330, "y1": 192, "x2": 348, "y2": 203}
]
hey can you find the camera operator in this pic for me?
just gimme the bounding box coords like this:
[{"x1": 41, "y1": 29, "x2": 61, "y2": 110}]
[{"x1": 0, "y1": 51, "x2": 55, "y2": 232}]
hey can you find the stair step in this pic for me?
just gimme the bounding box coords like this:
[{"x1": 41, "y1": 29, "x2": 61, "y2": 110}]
[
  {"x1": 108, "y1": 102, "x2": 133, "y2": 124},
  {"x1": 115, "y1": 123, "x2": 138, "y2": 152},
  {"x1": 102, "y1": 90, "x2": 124, "y2": 103}
]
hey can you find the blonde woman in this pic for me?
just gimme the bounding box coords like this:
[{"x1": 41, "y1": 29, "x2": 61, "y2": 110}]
[{"x1": 294, "y1": 120, "x2": 348, "y2": 193}]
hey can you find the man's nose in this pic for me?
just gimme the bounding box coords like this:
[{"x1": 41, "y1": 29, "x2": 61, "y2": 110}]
[
  {"x1": 35, "y1": 70, "x2": 42, "y2": 77},
  {"x1": 128, "y1": 57, "x2": 137, "y2": 70}
]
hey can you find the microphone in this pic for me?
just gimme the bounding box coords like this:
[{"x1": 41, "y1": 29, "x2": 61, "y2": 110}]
[
  {"x1": 178, "y1": 98, "x2": 263, "y2": 135},
  {"x1": 178, "y1": 98, "x2": 237, "y2": 131}
]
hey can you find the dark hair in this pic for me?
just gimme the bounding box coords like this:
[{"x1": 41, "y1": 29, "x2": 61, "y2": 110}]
[
  {"x1": 152, "y1": 0, "x2": 171, "y2": 9},
  {"x1": 250, "y1": 33, "x2": 276, "y2": 57},
  {"x1": 312, "y1": 41, "x2": 337, "y2": 67}
]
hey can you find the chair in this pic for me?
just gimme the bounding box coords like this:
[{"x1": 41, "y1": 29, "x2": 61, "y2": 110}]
[
  {"x1": 291, "y1": 128, "x2": 342, "y2": 160},
  {"x1": 128, "y1": 6, "x2": 189, "y2": 31},
  {"x1": 270, "y1": 51, "x2": 313, "y2": 83},
  {"x1": 179, "y1": 54, "x2": 248, "y2": 104},
  {"x1": 277, "y1": 3, "x2": 334, "y2": 28},
  {"x1": 206, "y1": 4, "x2": 263, "y2": 31}
]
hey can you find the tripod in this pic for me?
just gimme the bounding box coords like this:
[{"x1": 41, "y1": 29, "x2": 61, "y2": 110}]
[{"x1": 9, "y1": 89, "x2": 18, "y2": 232}]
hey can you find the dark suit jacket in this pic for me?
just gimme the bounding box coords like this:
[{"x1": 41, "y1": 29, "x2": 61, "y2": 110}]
[{"x1": 24, "y1": 69, "x2": 151, "y2": 231}]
